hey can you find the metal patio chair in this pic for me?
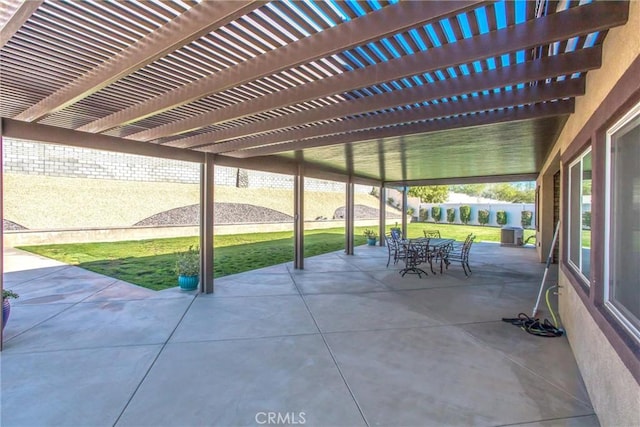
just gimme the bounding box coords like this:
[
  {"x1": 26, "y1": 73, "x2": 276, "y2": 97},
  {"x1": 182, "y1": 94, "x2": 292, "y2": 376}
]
[{"x1": 442, "y1": 234, "x2": 476, "y2": 276}]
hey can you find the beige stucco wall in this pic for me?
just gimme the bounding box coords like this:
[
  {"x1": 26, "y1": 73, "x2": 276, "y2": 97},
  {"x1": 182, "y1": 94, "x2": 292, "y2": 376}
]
[
  {"x1": 559, "y1": 281, "x2": 640, "y2": 427},
  {"x1": 538, "y1": 2, "x2": 640, "y2": 426}
]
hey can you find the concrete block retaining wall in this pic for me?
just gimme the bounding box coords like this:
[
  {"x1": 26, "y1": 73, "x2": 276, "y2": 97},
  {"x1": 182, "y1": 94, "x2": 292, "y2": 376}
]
[{"x1": 4, "y1": 219, "x2": 399, "y2": 247}]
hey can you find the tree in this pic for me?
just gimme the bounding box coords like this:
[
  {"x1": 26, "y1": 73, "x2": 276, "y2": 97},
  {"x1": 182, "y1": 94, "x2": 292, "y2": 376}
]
[
  {"x1": 419, "y1": 208, "x2": 428, "y2": 222},
  {"x1": 497, "y1": 210, "x2": 508, "y2": 226},
  {"x1": 431, "y1": 206, "x2": 442, "y2": 223},
  {"x1": 408, "y1": 186, "x2": 449, "y2": 203},
  {"x1": 521, "y1": 210, "x2": 533, "y2": 228},
  {"x1": 449, "y1": 182, "x2": 534, "y2": 203},
  {"x1": 478, "y1": 209, "x2": 490, "y2": 225},
  {"x1": 459, "y1": 205, "x2": 471, "y2": 224},
  {"x1": 446, "y1": 208, "x2": 456, "y2": 223}
]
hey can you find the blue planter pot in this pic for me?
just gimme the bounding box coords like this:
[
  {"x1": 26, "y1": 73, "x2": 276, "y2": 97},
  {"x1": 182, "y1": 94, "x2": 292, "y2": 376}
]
[
  {"x1": 2, "y1": 299, "x2": 10, "y2": 331},
  {"x1": 178, "y1": 275, "x2": 199, "y2": 291},
  {"x1": 367, "y1": 237, "x2": 377, "y2": 246}
]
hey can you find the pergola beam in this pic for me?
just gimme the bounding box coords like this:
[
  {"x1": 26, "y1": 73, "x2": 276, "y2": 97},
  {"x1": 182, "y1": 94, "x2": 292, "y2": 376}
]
[
  {"x1": 192, "y1": 46, "x2": 602, "y2": 153},
  {"x1": 16, "y1": 1, "x2": 262, "y2": 122},
  {"x1": 387, "y1": 173, "x2": 539, "y2": 187},
  {"x1": 229, "y1": 100, "x2": 574, "y2": 157},
  {"x1": 209, "y1": 78, "x2": 584, "y2": 155},
  {"x1": 0, "y1": 1, "x2": 42, "y2": 49},
  {"x1": 167, "y1": 1, "x2": 624, "y2": 150},
  {"x1": 196, "y1": 48, "x2": 600, "y2": 151},
  {"x1": 0, "y1": 118, "x2": 204, "y2": 163},
  {"x1": 81, "y1": 1, "x2": 484, "y2": 135}
]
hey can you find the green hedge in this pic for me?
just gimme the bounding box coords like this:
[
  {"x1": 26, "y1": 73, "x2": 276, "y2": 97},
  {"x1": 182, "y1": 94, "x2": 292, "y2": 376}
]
[
  {"x1": 446, "y1": 208, "x2": 456, "y2": 223},
  {"x1": 521, "y1": 210, "x2": 533, "y2": 228},
  {"x1": 459, "y1": 205, "x2": 471, "y2": 224},
  {"x1": 431, "y1": 206, "x2": 442, "y2": 223},
  {"x1": 496, "y1": 210, "x2": 508, "y2": 226},
  {"x1": 478, "y1": 209, "x2": 490, "y2": 226},
  {"x1": 419, "y1": 208, "x2": 428, "y2": 222}
]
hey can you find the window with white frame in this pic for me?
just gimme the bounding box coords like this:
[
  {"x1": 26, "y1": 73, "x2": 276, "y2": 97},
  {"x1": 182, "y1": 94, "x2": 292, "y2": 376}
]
[
  {"x1": 568, "y1": 149, "x2": 592, "y2": 281},
  {"x1": 605, "y1": 101, "x2": 640, "y2": 340}
]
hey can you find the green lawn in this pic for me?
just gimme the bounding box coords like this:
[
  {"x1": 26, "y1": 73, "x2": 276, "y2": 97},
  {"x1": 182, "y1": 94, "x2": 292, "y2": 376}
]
[{"x1": 18, "y1": 223, "x2": 534, "y2": 291}]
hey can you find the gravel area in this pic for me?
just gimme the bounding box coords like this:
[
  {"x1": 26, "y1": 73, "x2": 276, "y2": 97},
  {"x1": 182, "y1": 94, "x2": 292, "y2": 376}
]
[
  {"x1": 3, "y1": 219, "x2": 27, "y2": 230},
  {"x1": 333, "y1": 204, "x2": 402, "y2": 220},
  {"x1": 134, "y1": 203, "x2": 293, "y2": 226}
]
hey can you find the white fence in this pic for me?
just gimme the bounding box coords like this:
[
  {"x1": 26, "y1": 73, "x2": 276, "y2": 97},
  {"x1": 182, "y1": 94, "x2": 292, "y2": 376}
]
[{"x1": 415, "y1": 202, "x2": 535, "y2": 228}]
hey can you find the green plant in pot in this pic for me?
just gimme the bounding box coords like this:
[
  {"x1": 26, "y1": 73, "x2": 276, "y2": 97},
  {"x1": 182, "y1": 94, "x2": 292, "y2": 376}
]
[
  {"x1": 175, "y1": 246, "x2": 200, "y2": 291},
  {"x1": 363, "y1": 229, "x2": 378, "y2": 246},
  {"x1": 2, "y1": 289, "x2": 19, "y2": 331},
  {"x1": 390, "y1": 222, "x2": 402, "y2": 240}
]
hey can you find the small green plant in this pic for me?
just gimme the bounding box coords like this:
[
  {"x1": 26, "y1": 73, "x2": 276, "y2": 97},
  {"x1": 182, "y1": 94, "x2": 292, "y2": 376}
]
[
  {"x1": 521, "y1": 210, "x2": 533, "y2": 228},
  {"x1": 387, "y1": 197, "x2": 395, "y2": 206},
  {"x1": 419, "y1": 208, "x2": 428, "y2": 222},
  {"x1": 431, "y1": 207, "x2": 442, "y2": 223},
  {"x1": 478, "y1": 209, "x2": 490, "y2": 226},
  {"x1": 175, "y1": 245, "x2": 200, "y2": 277},
  {"x1": 369, "y1": 187, "x2": 379, "y2": 198},
  {"x1": 496, "y1": 211, "x2": 508, "y2": 226},
  {"x1": 363, "y1": 229, "x2": 377, "y2": 239},
  {"x1": 407, "y1": 207, "x2": 415, "y2": 217},
  {"x1": 459, "y1": 205, "x2": 471, "y2": 224},
  {"x1": 2, "y1": 289, "x2": 19, "y2": 300},
  {"x1": 446, "y1": 208, "x2": 456, "y2": 223},
  {"x1": 582, "y1": 211, "x2": 591, "y2": 229}
]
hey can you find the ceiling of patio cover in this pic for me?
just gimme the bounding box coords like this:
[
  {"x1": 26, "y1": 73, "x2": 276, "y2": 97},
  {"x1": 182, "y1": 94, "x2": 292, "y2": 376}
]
[{"x1": 0, "y1": 0, "x2": 630, "y2": 184}]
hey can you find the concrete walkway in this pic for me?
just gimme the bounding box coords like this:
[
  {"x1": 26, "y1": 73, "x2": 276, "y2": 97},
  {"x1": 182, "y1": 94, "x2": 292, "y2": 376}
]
[{"x1": 1, "y1": 244, "x2": 598, "y2": 427}]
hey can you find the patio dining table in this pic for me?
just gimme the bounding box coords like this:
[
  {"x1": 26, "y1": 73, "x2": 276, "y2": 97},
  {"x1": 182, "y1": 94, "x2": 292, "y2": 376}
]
[{"x1": 397, "y1": 237, "x2": 455, "y2": 277}]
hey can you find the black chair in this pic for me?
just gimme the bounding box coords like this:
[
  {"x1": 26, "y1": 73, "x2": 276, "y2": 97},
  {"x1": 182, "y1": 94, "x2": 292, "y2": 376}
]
[
  {"x1": 384, "y1": 233, "x2": 407, "y2": 268},
  {"x1": 423, "y1": 230, "x2": 441, "y2": 239},
  {"x1": 442, "y1": 234, "x2": 475, "y2": 276},
  {"x1": 399, "y1": 239, "x2": 430, "y2": 278}
]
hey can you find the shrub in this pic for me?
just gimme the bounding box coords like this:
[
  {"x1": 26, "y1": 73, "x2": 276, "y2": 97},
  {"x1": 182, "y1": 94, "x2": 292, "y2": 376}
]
[
  {"x1": 369, "y1": 187, "x2": 379, "y2": 198},
  {"x1": 478, "y1": 209, "x2": 490, "y2": 226},
  {"x1": 459, "y1": 205, "x2": 471, "y2": 224},
  {"x1": 175, "y1": 245, "x2": 200, "y2": 276},
  {"x1": 446, "y1": 208, "x2": 456, "y2": 223},
  {"x1": 387, "y1": 197, "x2": 395, "y2": 206},
  {"x1": 407, "y1": 207, "x2": 415, "y2": 217},
  {"x1": 521, "y1": 210, "x2": 533, "y2": 228},
  {"x1": 363, "y1": 229, "x2": 377, "y2": 239},
  {"x1": 431, "y1": 206, "x2": 442, "y2": 223},
  {"x1": 496, "y1": 210, "x2": 508, "y2": 226},
  {"x1": 582, "y1": 211, "x2": 591, "y2": 229},
  {"x1": 419, "y1": 208, "x2": 428, "y2": 222}
]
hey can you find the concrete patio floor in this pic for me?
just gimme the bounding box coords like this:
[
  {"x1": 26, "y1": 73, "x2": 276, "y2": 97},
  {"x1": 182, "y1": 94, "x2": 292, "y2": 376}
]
[{"x1": 1, "y1": 243, "x2": 598, "y2": 427}]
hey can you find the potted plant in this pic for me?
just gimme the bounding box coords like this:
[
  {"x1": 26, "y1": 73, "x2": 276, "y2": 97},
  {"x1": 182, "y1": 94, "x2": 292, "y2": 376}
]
[
  {"x1": 363, "y1": 229, "x2": 378, "y2": 246},
  {"x1": 2, "y1": 289, "x2": 19, "y2": 331},
  {"x1": 390, "y1": 222, "x2": 402, "y2": 239},
  {"x1": 175, "y1": 245, "x2": 200, "y2": 291}
]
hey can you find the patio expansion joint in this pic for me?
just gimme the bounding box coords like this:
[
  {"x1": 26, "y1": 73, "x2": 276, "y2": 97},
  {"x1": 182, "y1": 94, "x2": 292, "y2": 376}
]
[
  {"x1": 288, "y1": 268, "x2": 371, "y2": 427},
  {"x1": 168, "y1": 331, "x2": 324, "y2": 346},
  {"x1": 111, "y1": 290, "x2": 199, "y2": 427},
  {"x1": 449, "y1": 320, "x2": 595, "y2": 410},
  {"x1": 3, "y1": 277, "x2": 120, "y2": 345},
  {"x1": 494, "y1": 412, "x2": 598, "y2": 427},
  {"x1": 4, "y1": 264, "x2": 74, "y2": 287}
]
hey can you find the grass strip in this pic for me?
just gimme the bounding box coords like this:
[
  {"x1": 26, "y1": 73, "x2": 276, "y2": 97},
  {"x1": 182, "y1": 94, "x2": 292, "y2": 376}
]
[{"x1": 18, "y1": 224, "x2": 534, "y2": 291}]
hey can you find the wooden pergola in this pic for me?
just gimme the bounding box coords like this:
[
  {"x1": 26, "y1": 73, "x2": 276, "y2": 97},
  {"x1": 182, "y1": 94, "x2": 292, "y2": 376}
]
[{"x1": 0, "y1": 0, "x2": 630, "y2": 296}]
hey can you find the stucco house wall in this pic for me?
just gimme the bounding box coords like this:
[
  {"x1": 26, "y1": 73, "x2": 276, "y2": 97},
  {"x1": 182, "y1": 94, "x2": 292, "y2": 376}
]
[{"x1": 537, "y1": 2, "x2": 640, "y2": 425}]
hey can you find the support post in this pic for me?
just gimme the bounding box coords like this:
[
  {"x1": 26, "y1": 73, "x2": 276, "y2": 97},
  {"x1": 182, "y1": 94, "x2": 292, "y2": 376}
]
[
  {"x1": 199, "y1": 153, "x2": 214, "y2": 293},
  {"x1": 345, "y1": 178, "x2": 355, "y2": 255},
  {"x1": 401, "y1": 186, "x2": 408, "y2": 239},
  {"x1": 379, "y1": 185, "x2": 386, "y2": 246},
  {"x1": 294, "y1": 164, "x2": 304, "y2": 269},
  {"x1": 1, "y1": 135, "x2": 4, "y2": 350}
]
